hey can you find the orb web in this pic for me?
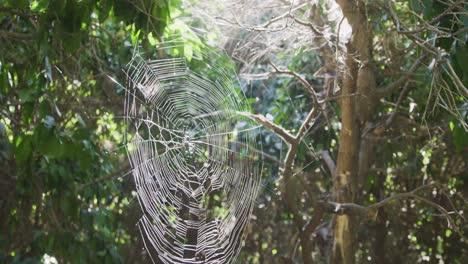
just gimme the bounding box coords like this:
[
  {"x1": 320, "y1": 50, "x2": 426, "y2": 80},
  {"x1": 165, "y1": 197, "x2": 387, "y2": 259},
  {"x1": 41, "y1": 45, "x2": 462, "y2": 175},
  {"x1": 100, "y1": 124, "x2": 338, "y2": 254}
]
[{"x1": 124, "y1": 38, "x2": 263, "y2": 263}]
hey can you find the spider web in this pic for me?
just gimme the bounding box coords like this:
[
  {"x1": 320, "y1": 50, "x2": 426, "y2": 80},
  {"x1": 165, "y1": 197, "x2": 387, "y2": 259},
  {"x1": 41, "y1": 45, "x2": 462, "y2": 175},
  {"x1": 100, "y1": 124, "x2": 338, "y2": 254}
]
[{"x1": 124, "y1": 38, "x2": 263, "y2": 263}]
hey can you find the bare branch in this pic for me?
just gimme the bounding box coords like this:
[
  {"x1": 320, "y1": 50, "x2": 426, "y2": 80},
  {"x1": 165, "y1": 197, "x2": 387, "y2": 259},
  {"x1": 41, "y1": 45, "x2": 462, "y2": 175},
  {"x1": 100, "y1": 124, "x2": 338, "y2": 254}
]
[
  {"x1": 444, "y1": 60, "x2": 468, "y2": 97},
  {"x1": 303, "y1": 203, "x2": 326, "y2": 235},
  {"x1": 384, "y1": 1, "x2": 441, "y2": 56},
  {"x1": 240, "y1": 62, "x2": 323, "y2": 145},
  {"x1": 231, "y1": 140, "x2": 283, "y2": 165},
  {"x1": 269, "y1": 62, "x2": 321, "y2": 108},
  {"x1": 376, "y1": 54, "x2": 426, "y2": 98},
  {"x1": 0, "y1": 31, "x2": 34, "y2": 40},
  {"x1": 295, "y1": 107, "x2": 319, "y2": 142},
  {"x1": 385, "y1": 82, "x2": 411, "y2": 126},
  {"x1": 291, "y1": 16, "x2": 324, "y2": 36},
  {"x1": 0, "y1": 6, "x2": 38, "y2": 18},
  {"x1": 324, "y1": 183, "x2": 461, "y2": 233},
  {"x1": 214, "y1": 2, "x2": 310, "y2": 32},
  {"x1": 237, "y1": 111, "x2": 296, "y2": 144},
  {"x1": 315, "y1": 150, "x2": 336, "y2": 178}
]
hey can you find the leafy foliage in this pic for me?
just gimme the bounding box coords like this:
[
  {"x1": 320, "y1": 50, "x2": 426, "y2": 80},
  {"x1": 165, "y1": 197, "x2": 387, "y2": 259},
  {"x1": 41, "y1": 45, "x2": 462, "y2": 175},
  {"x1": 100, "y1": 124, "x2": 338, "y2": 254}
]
[
  {"x1": 1, "y1": 0, "x2": 467, "y2": 263},
  {"x1": 0, "y1": 0, "x2": 174, "y2": 263}
]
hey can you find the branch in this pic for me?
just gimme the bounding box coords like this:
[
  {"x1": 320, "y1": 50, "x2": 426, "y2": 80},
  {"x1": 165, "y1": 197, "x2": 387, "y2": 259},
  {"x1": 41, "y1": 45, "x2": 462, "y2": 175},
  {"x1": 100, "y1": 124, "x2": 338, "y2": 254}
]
[
  {"x1": 315, "y1": 150, "x2": 336, "y2": 178},
  {"x1": 323, "y1": 183, "x2": 459, "y2": 231},
  {"x1": 196, "y1": 110, "x2": 296, "y2": 145},
  {"x1": 385, "y1": 82, "x2": 411, "y2": 126},
  {"x1": 327, "y1": 183, "x2": 433, "y2": 213},
  {"x1": 269, "y1": 62, "x2": 320, "y2": 108},
  {"x1": 241, "y1": 62, "x2": 321, "y2": 110},
  {"x1": 376, "y1": 54, "x2": 426, "y2": 98},
  {"x1": 0, "y1": 6, "x2": 38, "y2": 18},
  {"x1": 242, "y1": 66, "x2": 322, "y2": 144},
  {"x1": 230, "y1": 140, "x2": 283, "y2": 165},
  {"x1": 291, "y1": 16, "x2": 324, "y2": 36},
  {"x1": 381, "y1": 0, "x2": 464, "y2": 35},
  {"x1": 444, "y1": 60, "x2": 468, "y2": 97},
  {"x1": 237, "y1": 111, "x2": 296, "y2": 144},
  {"x1": 241, "y1": 61, "x2": 325, "y2": 264},
  {"x1": 384, "y1": 1, "x2": 441, "y2": 56},
  {"x1": 243, "y1": 64, "x2": 323, "y2": 173},
  {"x1": 213, "y1": 2, "x2": 310, "y2": 32},
  {"x1": 0, "y1": 31, "x2": 34, "y2": 40},
  {"x1": 303, "y1": 203, "x2": 326, "y2": 235},
  {"x1": 287, "y1": 233, "x2": 301, "y2": 263},
  {"x1": 295, "y1": 107, "x2": 319, "y2": 142}
]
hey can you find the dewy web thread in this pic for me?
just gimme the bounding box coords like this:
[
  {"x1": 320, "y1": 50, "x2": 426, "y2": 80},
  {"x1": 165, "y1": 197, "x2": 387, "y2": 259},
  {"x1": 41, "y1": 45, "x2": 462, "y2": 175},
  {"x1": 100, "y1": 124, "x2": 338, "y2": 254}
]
[{"x1": 124, "y1": 38, "x2": 263, "y2": 263}]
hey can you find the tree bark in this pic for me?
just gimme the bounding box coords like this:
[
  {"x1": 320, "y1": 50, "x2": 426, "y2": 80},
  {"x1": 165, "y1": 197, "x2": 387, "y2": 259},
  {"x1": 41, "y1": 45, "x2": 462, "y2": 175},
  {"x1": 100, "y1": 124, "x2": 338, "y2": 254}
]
[
  {"x1": 332, "y1": 1, "x2": 376, "y2": 263},
  {"x1": 332, "y1": 43, "x2": 359, "y2": 264}
]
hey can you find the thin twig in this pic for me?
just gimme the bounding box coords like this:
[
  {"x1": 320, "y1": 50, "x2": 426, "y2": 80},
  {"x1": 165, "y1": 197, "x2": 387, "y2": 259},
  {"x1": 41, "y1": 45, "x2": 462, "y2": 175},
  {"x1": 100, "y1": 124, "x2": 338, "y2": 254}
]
[
  {"x1": 237, "y1": 112, "x2": 296, "y2": 144},
  {"x1": 377, "y1": 54, "x2": 426, "y2": 98},
  {"x1": 323, "y1": 183, "x2": 461, "y2": 234}
]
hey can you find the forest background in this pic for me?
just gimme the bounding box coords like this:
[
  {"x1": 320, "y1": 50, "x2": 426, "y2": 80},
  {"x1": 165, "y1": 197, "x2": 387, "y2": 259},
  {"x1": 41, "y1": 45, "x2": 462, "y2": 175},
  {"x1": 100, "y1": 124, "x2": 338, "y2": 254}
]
[{"x1": 0, "y1": 0, "x2": 467, "y2": 263}]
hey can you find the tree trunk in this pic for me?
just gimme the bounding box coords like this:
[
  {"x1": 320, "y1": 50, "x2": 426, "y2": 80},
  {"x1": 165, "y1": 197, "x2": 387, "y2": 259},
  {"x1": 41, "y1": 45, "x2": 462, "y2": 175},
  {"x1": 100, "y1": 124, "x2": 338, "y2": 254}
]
[
  {"x1": 332, "y1": 44, "x2": 359, "y2": 264},
  {"x1": 332, "y1": 1, "x2": 375, "y2": 263}
]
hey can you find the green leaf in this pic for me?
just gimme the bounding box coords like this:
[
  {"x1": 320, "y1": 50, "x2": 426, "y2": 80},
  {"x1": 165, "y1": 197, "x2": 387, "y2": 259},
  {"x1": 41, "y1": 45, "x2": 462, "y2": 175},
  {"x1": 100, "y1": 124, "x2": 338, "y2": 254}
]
[
  {"x1": 76, "y1": 140, "x2": 93, "y2": 170},
  {"x1": 63, "y1": 33, "x2": 82, "y2": 53},
  {"x1": 50, "y1": 0, "x2": 67, "y2": 13},
  {"x1": 184, "y1": 44, "x2": 193, "y2": 62},
  {"x1": 39, "y1": 100, "x2": 52, "y2": 117},
  {"x1": 97, "y1": 0, "x2": 112, "y2": 22},
  {"x1": 422, "y1": 0, "x2": 434, "y2": 19},
  {"x1": 33, "y1": 230, "x2": 43, "y2": 241},
  {"x1": 15, "y1": 135, "x2": 32, "y2": 166},
  {"x1": 148, "y1": 32, "x2": 158, "y2": 46},
  {"x1": 409, "y1": 0, "x2": 422, "y2": 13},
  {"x1": 113, "y1": 0, "x2": 135, "y2": 22},
  {"x1": 31, "y1": 0, "x2": 49, "y2": 11},
  {"x1": 452, "y1": 41, "x2": 468, "y2": 85},
  {"x1": 21, "y1": 102, "x2": 34, "y2": 125},
  {"x1": 152, "y1": 4, "x2": 167, "y2": 35},
  {"x1": 155, "y1": 0, "x2": 167, "y2": 8},
  {"x1": 18, "y1": 88, "x2": 36, "y2": 102},
  {"x1": 60, "y1": 194, "x2": 72, "y2": 216},
  {"x1": 8, "y1": 0, "x2": 29, "y2": 8},
  {"x1": 452, "y1": 122, "x2": 468, "y2": 152},
  {"x1": 40, "y1": 135, "x2": 66, "y2": 158}
]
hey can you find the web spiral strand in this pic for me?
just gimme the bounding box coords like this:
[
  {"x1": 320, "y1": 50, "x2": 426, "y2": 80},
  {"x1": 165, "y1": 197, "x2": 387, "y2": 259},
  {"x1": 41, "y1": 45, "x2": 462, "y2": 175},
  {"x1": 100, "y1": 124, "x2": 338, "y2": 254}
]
[{"x1": 124, "y1": 39, "x2": 263, "y2": 263}]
